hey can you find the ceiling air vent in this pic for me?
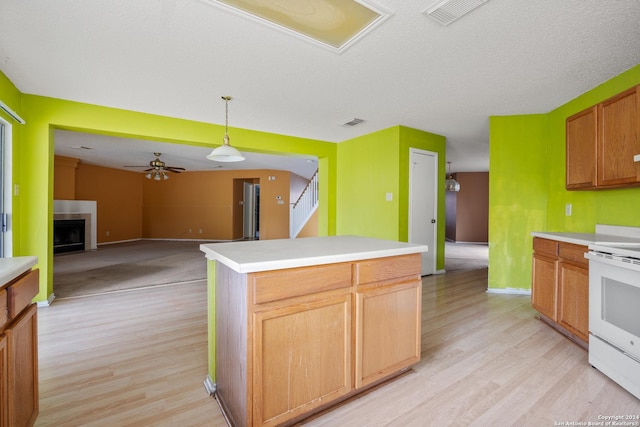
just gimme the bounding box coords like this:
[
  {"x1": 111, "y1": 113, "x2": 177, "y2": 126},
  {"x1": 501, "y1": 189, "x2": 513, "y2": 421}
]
[
  {"x1": 342, "y1": 118, "x2": 365, "y2": 127},
  {"x1": 424, "y1": 0, "x2": 490, "y2": 26}
]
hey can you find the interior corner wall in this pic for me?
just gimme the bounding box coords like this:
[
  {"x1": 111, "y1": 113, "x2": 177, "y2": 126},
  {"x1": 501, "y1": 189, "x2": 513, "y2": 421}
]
[
  {"x1": 489, "y1": 114, "x2": 549, "y2": 291},
  {"x1": 142, "y1": 169, "x2": 291, "y2": 241},
  {"x1": 53, "y1": 155, "x2": 79, "y2": 200},
  {"x1": 75, "y1": 163, "x2": 143, "y2": 243},
  {"x1": 488, "y1": 64, "x2": 640, "y2": 292},
  {"x1": 336, "y1": 125, "x2": 447, "y2": 271},
  {"x1": 9, "y1": 90, "x2": 337, "y2": 303},
  {"x1": 336, "y1": 127, "x2": 400, "y2": 240}
]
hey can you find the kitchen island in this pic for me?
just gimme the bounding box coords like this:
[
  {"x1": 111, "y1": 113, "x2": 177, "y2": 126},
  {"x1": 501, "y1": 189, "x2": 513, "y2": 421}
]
[{"x1": 200, "y1": 236, "x2": 428, "y2": 427}]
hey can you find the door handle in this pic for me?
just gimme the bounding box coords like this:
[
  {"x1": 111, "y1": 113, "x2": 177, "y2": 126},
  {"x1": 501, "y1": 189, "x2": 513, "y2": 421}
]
[{"x1": 431, "y1": 219, "x2": 436, "y2": 224}]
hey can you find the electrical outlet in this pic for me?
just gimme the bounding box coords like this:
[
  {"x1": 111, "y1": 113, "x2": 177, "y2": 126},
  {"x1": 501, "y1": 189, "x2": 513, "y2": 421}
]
[{"x1": 565, "y1": 203, "x2": 572, "y2": 216}]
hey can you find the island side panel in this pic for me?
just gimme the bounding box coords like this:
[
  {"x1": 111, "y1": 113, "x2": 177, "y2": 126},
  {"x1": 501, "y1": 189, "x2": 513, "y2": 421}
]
[{"x1": 215, "y1": 262, "x2": 249, "y2": 427}]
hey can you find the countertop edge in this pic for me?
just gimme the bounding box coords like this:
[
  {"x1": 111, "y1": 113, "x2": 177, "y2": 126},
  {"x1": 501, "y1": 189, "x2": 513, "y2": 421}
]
[
  {"x1": 201, "y1": 241, "x2": 428, "y2": 274},
  {"x1": 0, "y1": 256, "x2": 38, "y2": 286}
]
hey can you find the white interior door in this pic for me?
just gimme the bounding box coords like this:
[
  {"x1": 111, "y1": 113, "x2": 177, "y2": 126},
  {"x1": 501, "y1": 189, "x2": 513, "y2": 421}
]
[{"x1": 409, "y1": 149, "x2": 438, "y2": 275}]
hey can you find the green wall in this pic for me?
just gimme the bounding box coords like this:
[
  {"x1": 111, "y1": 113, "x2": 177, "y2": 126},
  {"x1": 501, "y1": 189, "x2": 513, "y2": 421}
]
[
  {"x1": 489, "y1": 64, "x2": 640, "y2": 291},
  {"x1": 336, "y1": 125, "x2": 447, "y2": 271},
  {"x1": 0, "y1": 89, "x2": 339, "y2": 302}
]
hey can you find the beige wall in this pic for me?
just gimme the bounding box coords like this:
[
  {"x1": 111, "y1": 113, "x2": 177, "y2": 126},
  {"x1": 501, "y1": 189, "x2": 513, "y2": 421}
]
[
  {"x1": 445, "y1": 172, "x2": 488, "y2": 243},
  {"x1": 142, "y1": 169, "x2": 291, "y2": 241},
  {"x1": 54, "y1": 155, "x2": 295, "y2": 243},
  {"x1": 53, "y1": 156, "x2": 79, "y2": 200},
  {"x1": 75, "y1": 163, "x2": 144, "y2": 243}
]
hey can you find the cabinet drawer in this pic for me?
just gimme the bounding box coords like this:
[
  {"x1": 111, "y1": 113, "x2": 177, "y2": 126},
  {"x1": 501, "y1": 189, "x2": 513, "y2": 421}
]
[
  {"x1": 0, "y1": 288, "x2": 7, "y2": 331},
  {"x1": 250, "y1": 263, "x2": 352, "y2": 305},
  {"x1": 533, "y1": 238, "x2": 558, "y2": 257},
  {"x1": 559, "y1": 243, "x2": 588, "y2": 266},
  {"x1": 7, "y1": 269, "x2": 39, "y2": 319},
  {"x1": 355, "y1": 254, "x2": 421, "y2": 286}
]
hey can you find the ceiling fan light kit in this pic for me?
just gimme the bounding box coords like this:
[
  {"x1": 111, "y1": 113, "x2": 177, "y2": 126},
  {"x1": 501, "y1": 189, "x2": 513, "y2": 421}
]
[
  {"x1": 207, "y1": 96, "x2": 245, "y2": 163},
  {"x1": 126, "y1": 152, "x2": 185, "y2": 181}
]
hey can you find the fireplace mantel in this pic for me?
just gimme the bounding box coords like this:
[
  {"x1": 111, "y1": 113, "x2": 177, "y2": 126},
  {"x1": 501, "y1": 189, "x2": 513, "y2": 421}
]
[{"x1": 54, "y1": 200, "x2": 97, "y2": 250}]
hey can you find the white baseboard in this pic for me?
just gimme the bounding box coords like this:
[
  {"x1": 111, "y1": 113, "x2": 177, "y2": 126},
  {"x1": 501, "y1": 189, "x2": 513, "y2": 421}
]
[
  {"x1": 486, "y1": 287, "x2": 531, "y2": 295},
  {"x1": 203, "y1": 375, "x2": 216, "y2": 396},
  {"x1": 37, "y1": 292, "x2": 56, "y2": 307}
]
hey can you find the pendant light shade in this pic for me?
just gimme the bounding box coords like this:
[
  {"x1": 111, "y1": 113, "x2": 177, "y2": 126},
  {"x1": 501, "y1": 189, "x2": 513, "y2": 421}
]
[
  {"x1": 445, "y1": 161, "x2": 460, "y2": 192},
  {"x1": 207, "y1": 96, "x2": 245, "y2": 162}
]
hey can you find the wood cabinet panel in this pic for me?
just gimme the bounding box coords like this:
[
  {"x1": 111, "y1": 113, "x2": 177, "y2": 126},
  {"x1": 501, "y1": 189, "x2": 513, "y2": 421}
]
[
  {"x1": 598, "y1": 86, "x2": 640, "y2": 187},
  {"x1": 6, "y1": 303, "x2": 38, "y2": 427},
  {"x1": 355, "y1": 254, "x2": 421, "y2": 286},
  {"x1": 0, "y1": 334, "x2": 7, "y2": 427},
  {"x1": 7, "y1": 270, "x2": 39, "y2": 319},
  {"x1": 558, "y1": 242, "x2": 588, "y2": 266},
  {"x1": 251, "y1": 263, "x2": 352, "y2": 304},
  {"x1": 0, "y1": 290, "x2": 7, "y2": 332},
  {"x1": 566, "y1": 85, "x2": 640, "y2": 190},
  {"x1": 531, "y1": 239, "x2": 588, "y2": 345},
  {"x1": 558, "y1": 262, "x2": 589, "y2": 342},
  {"x1": 533, "y1": 237, "x2": 558, "y2": 256},
  {"x1": 532, "y1": 253, "x2": 557, "y2": 321},
  {"x1": 566, "y1": 106, "x2": 597, "y2": 189},
  {"x1": 355, "y1": 280, "x2": 421, "y2": 388},
  {"x1": 253, "y1": 293, "x2": 352, "y2": 427}
]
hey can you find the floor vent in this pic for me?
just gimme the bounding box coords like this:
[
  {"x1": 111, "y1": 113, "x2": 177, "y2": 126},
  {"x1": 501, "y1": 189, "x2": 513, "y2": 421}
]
[
  {"x1": 342, "y1": 118, "x2": 365, "y2": 127},
  {"x1": 424, "y1": 0, "x2": 490, "y2": 25}
]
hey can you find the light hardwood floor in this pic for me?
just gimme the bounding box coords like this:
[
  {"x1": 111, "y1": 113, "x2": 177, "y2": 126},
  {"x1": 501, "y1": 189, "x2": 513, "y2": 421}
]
[{"x1": 36, "y1": 268, "x2": 639, "y2": 426}]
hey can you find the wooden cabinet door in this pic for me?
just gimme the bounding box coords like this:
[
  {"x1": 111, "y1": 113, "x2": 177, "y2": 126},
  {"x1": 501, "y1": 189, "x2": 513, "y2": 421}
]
[
  {"x1": 598, "y1": 86, "x2": 640, "y2": 187},
  {"x1": 355, "y1": 280, "x2": 421, "y2": 388},
  {"x1": 6, "y1": 303, "x2": 38, "y2": 427},
  {"x1": 253, "y1": 293, "x2": 352, "y2": 427},
  {"x1": 0, "y1": 334, "x2": 7, "y2": 427},
  {"x1": 532, "y1": 253, "x2": 557, "y2": 321},
  {"x1": 566, "y1": 106, "x2": 597, "y2": 189},
  {"x1": 558, "y1": 262, "x2": 589, "y2": 342}
]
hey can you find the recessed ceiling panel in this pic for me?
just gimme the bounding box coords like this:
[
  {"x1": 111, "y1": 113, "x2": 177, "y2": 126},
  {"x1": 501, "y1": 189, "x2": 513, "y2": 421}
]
[{"x1": 207, "y1": 0, "x2": 391, "y2": 52}]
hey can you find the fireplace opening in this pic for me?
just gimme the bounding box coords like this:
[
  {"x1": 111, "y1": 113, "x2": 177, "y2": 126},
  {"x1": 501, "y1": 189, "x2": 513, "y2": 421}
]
[{"x1": 54, "y1": 219, "x2": 86, "y2": 254}]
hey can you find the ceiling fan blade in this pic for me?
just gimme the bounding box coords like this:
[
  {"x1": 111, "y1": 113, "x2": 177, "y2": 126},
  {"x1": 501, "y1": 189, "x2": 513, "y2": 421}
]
[
  {"x1": 166, "y1": 166, "x2": 185, "y2": 171},
  {"x1": 124, "y1": 165, "x2": 149, "y2": 168},
  {"x1": 165, "y1": 168, "x2": 183, "y2": 173}
]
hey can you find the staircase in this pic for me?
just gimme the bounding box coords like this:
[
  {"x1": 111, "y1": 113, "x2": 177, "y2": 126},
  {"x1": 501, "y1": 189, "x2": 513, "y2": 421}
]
[{"x1": 290, "y1": 171, "x2": 318, "y2": 238}]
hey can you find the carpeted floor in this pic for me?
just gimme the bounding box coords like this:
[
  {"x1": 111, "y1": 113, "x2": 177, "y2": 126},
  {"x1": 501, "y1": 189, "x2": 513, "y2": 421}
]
[
  {"x1": 53, "y1": 239, "x2": 488, "y2": 298},
  {"x1": 444, "y1": 241, "x2": 489, "y2": 271},
  {"x1": 53, "y1": 240, "x2": 211, "y2": 298}
]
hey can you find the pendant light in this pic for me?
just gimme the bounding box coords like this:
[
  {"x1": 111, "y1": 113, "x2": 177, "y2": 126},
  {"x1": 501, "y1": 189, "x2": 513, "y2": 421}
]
[
  {"x1": 445, "y1": 161, "x2": 460, "y2": 192},
  {"x1": 206, "y1": 96, "x2": 245, "y2": 162}
]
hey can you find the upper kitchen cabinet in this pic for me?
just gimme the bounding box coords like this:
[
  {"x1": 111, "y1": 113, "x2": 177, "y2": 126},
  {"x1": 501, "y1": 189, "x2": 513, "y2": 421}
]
[
  {"x1": 566, "y1": 85, "x2": 640, "y2": 190},
  {"x1": 566, "y1": 106, "x2": 597, "y2": 189}
]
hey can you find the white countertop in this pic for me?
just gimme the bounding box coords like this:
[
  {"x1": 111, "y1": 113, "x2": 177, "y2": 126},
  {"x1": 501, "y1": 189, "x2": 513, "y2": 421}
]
[
  {"x1": 532, "y1": 225, "x2": 640, "y2": 247},
  {"x1": 200, "y1": 236, "x2": 429, "y2": 273},
  {"x1": 0, "y1": 256, "x2": 38, "y2": 286}
]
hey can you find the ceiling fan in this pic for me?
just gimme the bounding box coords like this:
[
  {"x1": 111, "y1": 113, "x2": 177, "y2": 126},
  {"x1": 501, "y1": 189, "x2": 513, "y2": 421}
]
[{"x1": 125, "y1": 152, "x2": 185, "y2": 180}]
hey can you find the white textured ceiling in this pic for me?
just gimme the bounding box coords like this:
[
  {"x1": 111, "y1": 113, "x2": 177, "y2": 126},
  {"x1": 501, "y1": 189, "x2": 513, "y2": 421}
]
[{"x1": 1, "y1": 0, "x2": 640, "y2": 173}]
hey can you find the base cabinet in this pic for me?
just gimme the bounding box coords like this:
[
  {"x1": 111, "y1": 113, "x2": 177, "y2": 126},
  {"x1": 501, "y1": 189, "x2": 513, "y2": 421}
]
[
  {"x1": 215, "y1": 254, "x2": 422, "y2": 427},
  {"x1": 254, "y1": 293, "x2": 352, "y2": 427},
  {"x1": 0, "y1": 269, "x2": 39, "y2": 427},
  {"x1": 531, "y1": 238, "x2": 588, "y2": 344}
]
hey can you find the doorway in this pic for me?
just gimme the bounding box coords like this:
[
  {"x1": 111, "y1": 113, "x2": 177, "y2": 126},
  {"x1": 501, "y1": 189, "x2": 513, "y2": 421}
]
[
  {"x1": 408, "y1": 148, "x2": 438, "y2": 275},
  {"x1": 243, "y1": 182, "x2": 260, "y2": 240}
]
